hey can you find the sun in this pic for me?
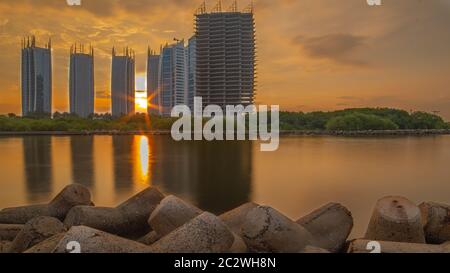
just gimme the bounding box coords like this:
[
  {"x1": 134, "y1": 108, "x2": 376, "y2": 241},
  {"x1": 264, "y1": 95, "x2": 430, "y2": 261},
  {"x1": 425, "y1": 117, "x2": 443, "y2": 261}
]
[
  {"x1": 135, "y1": 91, "x2": 147, "y2": 112},
  {"x1": 134, "y1": 75, "x2": 148, "y2": 112}
]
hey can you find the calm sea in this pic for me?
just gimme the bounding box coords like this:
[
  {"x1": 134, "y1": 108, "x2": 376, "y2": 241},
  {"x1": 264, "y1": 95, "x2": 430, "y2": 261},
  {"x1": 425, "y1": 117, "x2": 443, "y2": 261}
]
[{"x1": 1, "y1": 135, "x2": 449, "y2": 237}]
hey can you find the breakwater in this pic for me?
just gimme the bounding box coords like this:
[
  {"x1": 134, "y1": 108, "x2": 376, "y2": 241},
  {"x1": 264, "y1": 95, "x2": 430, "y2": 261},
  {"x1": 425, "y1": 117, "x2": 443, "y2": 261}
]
[{"x1": 1, "y1": 184, "x2": 449, "y2": 253}]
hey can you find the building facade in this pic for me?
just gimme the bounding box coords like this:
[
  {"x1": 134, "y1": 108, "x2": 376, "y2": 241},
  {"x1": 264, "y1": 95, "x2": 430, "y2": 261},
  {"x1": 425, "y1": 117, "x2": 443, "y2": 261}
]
[
  {"x1": 187, "y1": 36, "x2": 197, "y2": 110},
  {"x1": 195, "y1": 9, "x2": 256, "y2": 109},
  {"x1": 111, "y1": 47, "x2": 135, "y2": 117},
  {"x1": 21, "y1": 36, "x2": 52, "y2": 116},
  {"x1": 158, "y1": 40, "x2": 188, "y2": 116},
  {"x1": 147, "y1": 48, "x2": 161, "y2": 115},
  {"x1": 69, "y1": 44, "x2": 95, "y2": 118}
]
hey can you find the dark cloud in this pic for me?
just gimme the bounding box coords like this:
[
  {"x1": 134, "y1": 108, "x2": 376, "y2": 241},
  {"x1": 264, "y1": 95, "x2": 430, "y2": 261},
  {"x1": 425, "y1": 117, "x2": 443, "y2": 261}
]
[{"x1": 294, "y1": 33, "x2": 368, "y2": 66}]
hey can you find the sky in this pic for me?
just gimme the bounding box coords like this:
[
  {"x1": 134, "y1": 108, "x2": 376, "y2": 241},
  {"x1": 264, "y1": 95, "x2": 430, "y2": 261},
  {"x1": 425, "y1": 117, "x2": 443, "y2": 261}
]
[{"x1": 0, "y1": 0, "x2": 449, "y2": 119}]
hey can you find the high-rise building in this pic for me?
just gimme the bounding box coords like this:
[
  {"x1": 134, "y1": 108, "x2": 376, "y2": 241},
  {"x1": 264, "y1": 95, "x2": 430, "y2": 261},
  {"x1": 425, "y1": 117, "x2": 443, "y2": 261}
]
[
  {"x1": 69, "y1": 44, "x2": 95, "y2": 118},
  {"x1": 187, "y1": 36, "x2": 197, "y2": 110},
  {"x1": 195, "y1": 3, "x2": 256, "y2": 109},
  {"x1": 111, "y1": 47, "x2": 135, "y2": 117},
  {"x1": 21, "y1": 36, "x2": 52, "y2": 116},
  {"x1": 147, "y1": 48, "x2": 160, "y2": 115},
  {"x1": 158, "y1": 40, "x2": 188, "y2": 116}
]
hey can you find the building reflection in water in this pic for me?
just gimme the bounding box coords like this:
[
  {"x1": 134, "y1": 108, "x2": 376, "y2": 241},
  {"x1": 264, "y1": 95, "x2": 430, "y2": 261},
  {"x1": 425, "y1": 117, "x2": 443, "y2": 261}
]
[
  {"x1": 18, "y1": 135, "x2": 251, "y2": 212},
  {"x1": 194, "y1": 140, "x2": 253, "y2": 214},
  {"x1": 150, "y1": 137, "x2": 198, "y2": 200},
  {"x1": 151, "y1": 137, "x2": 253, "y2": 215},
  {"x1": 22, "y1": 136, "x2": 53, "y2": 202},
  {"x1": 112, "y1": 135, "x2": 135, "y2": 192},
  {"x1": 70, "y1": 136, "x2": 95, "y2": 187}
]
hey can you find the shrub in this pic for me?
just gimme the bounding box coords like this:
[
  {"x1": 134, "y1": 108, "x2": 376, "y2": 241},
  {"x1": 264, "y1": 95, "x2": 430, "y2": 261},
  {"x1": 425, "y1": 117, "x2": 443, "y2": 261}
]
[{"x1": 326, "y1": 113, "x2": 399, "y2": 131}]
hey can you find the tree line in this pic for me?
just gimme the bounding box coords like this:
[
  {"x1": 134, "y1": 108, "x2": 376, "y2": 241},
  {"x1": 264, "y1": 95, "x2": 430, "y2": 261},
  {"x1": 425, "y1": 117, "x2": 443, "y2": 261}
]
[
  {"x1": 0, "y1": 108, "x2": 449, "y2": 132},
  {"x1": 280, "y1": 108, "x2": 449, "y2": 131}
]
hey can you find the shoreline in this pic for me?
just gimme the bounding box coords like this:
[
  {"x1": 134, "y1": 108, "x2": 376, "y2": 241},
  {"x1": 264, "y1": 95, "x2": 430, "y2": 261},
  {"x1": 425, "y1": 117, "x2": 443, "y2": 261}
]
[{"x1": 0, "y1": 129, "x2": 450, "y2": 137}]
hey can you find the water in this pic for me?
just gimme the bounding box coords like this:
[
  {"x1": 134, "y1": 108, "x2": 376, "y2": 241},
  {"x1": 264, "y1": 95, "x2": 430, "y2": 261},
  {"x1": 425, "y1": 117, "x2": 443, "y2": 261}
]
[{"x1": 1, "y1": 135, "x2": 450, "y2": 238}]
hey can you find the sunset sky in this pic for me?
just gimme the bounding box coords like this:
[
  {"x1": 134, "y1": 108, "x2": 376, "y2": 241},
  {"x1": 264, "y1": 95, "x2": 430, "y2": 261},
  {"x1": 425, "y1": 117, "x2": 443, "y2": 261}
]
[{"x1": 0, "y1": 0, "x2": 449, "y2": 118}]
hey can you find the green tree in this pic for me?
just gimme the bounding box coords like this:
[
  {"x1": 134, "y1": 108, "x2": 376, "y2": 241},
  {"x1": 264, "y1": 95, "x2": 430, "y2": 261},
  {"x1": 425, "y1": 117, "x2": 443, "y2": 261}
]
[
  {"x1": 410, "y1": 112, "x2": 447, "y2": 129},
  {"x1": 326, "y1": 113, "x2": 399, "y2": 131}
]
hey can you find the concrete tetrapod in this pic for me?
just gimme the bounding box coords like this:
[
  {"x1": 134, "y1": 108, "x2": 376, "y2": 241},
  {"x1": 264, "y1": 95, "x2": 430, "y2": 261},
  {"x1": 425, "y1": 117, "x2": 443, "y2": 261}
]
[
  {"x1": 148, "y1": 195, "x2": 203, "y2": 237},
  {"x1": 0, "y1": 184, "x2": 92, "y2": 224},
  {"x1": 148, "y1": 212, "x2": 234, "y2": 253},
  {"x1": 64, "y1": 187, "x2": 164, "y2": 237},
  {"x1": 9, "y1": 216, "x2": 67, "y2": 253},
  {"x1": 420, "y1": 202, "x2": 450, "y2": 244},
  {"x1": 242, "y1": 206, "x2": 314, "y2": 253},
  {"x1": 365, "y1": 196, "x2": 425, "y2": 243},
  {"x1": 219, "y1": 202, "x2": 260, "y2": 253},
  {"x1": 297, "y1": 203, "x2": 353, "y2": 252},
  {"x1": 144, "y1": 196, "x2": 247, "y2": 253},
  {"x1": 0, "y1": 224, "x2": 24, "y2": 241}
]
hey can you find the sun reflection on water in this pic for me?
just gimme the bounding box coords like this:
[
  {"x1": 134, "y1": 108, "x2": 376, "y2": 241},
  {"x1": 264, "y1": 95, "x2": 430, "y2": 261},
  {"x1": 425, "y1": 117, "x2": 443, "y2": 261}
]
[{"x1": 135, "y1": 135, "x2": 150, "y2": 185}]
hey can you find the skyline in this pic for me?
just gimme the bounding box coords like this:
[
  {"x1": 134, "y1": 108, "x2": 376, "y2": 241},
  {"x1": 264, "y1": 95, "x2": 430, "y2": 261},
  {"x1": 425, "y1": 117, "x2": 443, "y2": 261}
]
[{"x1": 0, "y1": 0, "x2": 450, "y2": 119}]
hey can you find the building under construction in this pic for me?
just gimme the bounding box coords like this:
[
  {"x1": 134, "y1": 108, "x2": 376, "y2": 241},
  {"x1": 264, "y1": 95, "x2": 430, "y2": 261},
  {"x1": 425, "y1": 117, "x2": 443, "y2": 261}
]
[
  {"x1": 69, "y1": 44, "x2": 94, "y2": 118},
  {"x1": 21, "y1": 36, "x2": 52, "y2": 116},
  {"x1": 147, "y1": 48, "x2": 161, "y2": 115},
  {"x1": 111, "y1": 47, "x2": 135, "y2": 117},
  {"x1": 194, "y1": 0, "x2": 256, "y2": 109}
]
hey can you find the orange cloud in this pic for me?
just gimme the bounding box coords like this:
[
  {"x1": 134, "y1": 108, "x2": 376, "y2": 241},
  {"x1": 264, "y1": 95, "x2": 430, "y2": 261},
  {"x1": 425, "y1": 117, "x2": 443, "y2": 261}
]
[{"x1": 0, "y1": 0, "x2": 449, "y2": 119}]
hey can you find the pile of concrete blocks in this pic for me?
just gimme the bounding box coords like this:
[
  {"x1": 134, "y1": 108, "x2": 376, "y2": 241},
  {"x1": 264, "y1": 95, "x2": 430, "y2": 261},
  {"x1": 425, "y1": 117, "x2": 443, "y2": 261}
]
[{"x1": 1, "y1": 185, "x2": 449, "y2": 253}]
